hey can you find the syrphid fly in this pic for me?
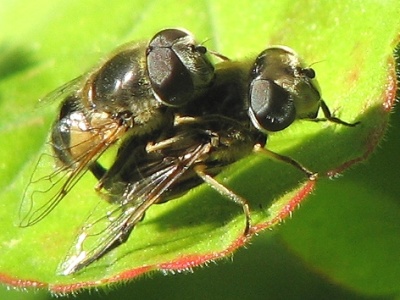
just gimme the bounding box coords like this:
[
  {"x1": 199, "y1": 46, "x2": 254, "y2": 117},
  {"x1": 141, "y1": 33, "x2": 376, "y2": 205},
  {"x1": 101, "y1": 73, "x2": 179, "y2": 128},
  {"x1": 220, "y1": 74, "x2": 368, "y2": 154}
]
[
  {"x1": 56, "y1": 45, "x2": 359, "y2": 275},
  {"x1": 19, "y1": 28, "x2": 217, "y2": 228}
]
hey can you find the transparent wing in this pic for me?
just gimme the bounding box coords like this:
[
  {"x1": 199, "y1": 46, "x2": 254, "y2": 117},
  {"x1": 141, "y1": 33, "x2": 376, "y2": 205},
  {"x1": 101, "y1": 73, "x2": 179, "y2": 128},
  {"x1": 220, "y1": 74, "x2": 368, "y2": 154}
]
[
  {"x1": 18, "y1": 116, "x2": 124, "y2": 227},
  {"x1": 36, "y1": 75, "x2": 84, "y2": 107},
  {"x1": 57, "y1": 141, "x2": 210, "y2": 275}
]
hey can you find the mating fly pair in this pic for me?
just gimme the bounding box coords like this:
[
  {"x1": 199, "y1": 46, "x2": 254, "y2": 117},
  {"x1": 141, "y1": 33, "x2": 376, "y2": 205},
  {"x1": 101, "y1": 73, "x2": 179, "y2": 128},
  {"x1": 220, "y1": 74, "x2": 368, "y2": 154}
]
[{"x1": 19, "y1": 28, "x2": 358, "y2": 275}]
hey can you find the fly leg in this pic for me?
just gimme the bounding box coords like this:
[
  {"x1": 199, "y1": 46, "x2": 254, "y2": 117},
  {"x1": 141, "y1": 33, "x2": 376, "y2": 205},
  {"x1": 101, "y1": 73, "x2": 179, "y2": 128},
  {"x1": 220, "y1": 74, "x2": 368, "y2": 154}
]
[
  {"x1": 88, "y1": 161, "x2": 107, "y2": 181},
  {"x1": 194, "y1": 164, "x2": 252, "y2": 236},
  {"x1": 253, "y1": 144, "x2": 318, "y2": 180},
  {"x1": 88, "y1": 161, "x2": 131, "y2": 204},
  {"x1": 311, "y1": 100, "x2": 360, "y2": 127}
]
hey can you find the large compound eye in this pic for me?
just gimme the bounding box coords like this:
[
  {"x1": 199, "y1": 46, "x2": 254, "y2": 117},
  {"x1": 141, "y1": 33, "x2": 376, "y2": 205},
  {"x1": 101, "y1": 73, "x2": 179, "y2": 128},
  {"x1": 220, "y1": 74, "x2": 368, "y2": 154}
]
[
  {"x1": 248, "y1": 79, "x2": 296, "y2": 132},
  {"x1": 146, "y1": 28, "x2": 215, "y2": 107},
  {"x1": 248, "y1": 46, "x2": 325, "y2": 130},
  {"x1": 248, "y1": 47, "x2": 297, "y2": 132}
]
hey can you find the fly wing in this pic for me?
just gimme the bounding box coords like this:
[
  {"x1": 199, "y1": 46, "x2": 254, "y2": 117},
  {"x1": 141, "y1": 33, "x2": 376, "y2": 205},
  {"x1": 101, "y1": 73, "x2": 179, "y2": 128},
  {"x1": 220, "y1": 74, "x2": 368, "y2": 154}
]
[
  {"x1": 36, "y1": 75, "x2": 84, "y2": 107},
  {"x1": 18, "y1": 109, "x2": 124, "y2": 227},
  {"x1": 57, "y1": 140, "x2": 211, "y2": 275}
]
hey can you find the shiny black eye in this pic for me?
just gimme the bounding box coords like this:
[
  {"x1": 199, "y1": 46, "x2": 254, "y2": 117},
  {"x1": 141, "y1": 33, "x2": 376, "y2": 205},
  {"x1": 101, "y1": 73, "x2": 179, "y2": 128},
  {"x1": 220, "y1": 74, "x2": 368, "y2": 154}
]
[
  {"x1": 146, "y1": 29, "x2": 214, "y2": 107},
  {"x1": 146, "y1": 29, "x2": 193, "y2": 107},
  {"x1": 248, "y1": 47, "x2": 297, "y2": 132},
  {"x1": 248, "y1": 79, "x2": 296, "y2": 132}
]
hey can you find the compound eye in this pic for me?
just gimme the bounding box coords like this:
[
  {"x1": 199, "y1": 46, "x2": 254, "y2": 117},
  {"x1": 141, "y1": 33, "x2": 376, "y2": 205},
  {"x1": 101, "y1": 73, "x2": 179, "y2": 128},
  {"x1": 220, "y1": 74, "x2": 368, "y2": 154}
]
[
  {"x1": 149, "y1": 28, "x2": 188, "y2": 47},
  {"x1": 147, "y1": 29, "x2": 193, "y2": 107},
  {"x1": 248, "y1": 79, "x2": 296, "y2": 132},
  {"x1": 147, "y1": 28, "x2": 214, "y2": 107}
]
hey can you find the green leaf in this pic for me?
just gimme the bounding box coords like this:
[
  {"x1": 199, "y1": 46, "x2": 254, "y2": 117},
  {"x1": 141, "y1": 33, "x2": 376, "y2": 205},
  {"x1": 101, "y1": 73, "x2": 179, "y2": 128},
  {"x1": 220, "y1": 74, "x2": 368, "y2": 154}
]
[
  {"x1": 279, "y1": 95, "x2": 400, "y2": 297},
  {"x1": 0, "y1": 0, "x2": 398, "y2": 295}
]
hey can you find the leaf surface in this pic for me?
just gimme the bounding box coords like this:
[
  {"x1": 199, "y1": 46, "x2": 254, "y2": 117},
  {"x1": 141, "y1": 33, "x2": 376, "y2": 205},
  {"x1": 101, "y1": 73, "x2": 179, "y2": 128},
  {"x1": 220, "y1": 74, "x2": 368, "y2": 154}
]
[{"x1": 0, "y1": 0, "x2": 398, "y2": 294}]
